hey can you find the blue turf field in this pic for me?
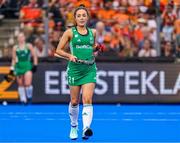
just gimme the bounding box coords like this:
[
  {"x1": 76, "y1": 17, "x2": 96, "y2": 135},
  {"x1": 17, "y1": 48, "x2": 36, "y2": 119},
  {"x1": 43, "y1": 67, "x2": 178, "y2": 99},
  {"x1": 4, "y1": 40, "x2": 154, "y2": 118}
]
[{"x1": 0, "y1": 104, "x2": 180, "y2": 143}]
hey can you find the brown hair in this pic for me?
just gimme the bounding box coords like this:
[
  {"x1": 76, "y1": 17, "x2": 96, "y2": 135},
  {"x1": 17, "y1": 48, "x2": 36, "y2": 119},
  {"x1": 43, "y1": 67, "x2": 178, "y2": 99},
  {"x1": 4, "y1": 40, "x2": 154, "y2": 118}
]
[
  {"x1": 73, "y1": 4, "x2": 89, "y2": 18},
  {"x1": 66, "y1": 4, "x2": 90, "y2": 27}
]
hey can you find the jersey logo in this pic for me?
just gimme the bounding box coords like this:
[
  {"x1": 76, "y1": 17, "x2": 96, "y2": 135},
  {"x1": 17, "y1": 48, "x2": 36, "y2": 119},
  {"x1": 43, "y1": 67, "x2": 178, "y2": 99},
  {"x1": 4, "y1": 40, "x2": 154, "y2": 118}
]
[
  {"x1": 90, "y1": 37, "x2": 94, "y2": 44},
  {"x1": 75, "y1": 34, "x2": 78, "y2": 38},
  {"x1": 77, "y1": 39, "x2": 81, "y2": 42},
  {"x1": 90, "y1": 40, "x2": 94, "y2": 44}
]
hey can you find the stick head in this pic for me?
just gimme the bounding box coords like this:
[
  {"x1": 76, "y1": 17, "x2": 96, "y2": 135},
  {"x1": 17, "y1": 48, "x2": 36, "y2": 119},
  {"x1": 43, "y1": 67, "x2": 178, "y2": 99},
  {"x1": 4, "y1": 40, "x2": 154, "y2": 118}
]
[{"x1": 4, "y1": 72, "x2": 15, "y2": 82}]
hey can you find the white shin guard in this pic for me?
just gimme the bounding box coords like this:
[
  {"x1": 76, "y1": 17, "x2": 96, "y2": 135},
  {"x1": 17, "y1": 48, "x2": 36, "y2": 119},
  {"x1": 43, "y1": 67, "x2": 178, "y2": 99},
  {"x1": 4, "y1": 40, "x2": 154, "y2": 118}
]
[
  {"x1": 25, "y1": 85, "x2": 33, "y2": 99},
  {"x1": 69, "y1": 102, "x2": 79, "y2": 127},
  {"x1": 18, "y1": 86, "x2": 27, "y2": 103},
  {"x1": 82, "y1": 104, "x2": 93, "y2": 130}
]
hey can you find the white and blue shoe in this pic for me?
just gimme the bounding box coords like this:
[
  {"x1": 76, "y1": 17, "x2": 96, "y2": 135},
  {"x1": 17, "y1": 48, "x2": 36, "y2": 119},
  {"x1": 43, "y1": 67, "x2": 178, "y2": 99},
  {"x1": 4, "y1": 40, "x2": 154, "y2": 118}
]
[
  {"x1": 69, "y1": 126, "x2": 78, "y2": 140},
  {"x1": 82, "y1": 127, "x2": 93, "y2": 140}
]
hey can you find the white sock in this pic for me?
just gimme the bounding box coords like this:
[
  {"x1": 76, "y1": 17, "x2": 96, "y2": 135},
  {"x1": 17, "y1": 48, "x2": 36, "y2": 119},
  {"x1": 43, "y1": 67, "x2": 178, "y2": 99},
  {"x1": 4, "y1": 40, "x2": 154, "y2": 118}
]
[
  {"x1": 18, "y1": 86, "x2": 27, "y2": 103},
  {"x1": 82, "y1": 104, "x2": 93, "y2": 130},
  {"x1": 69, "y1": 102, "x2": 79, "y2": 127},
  {"x1": 25, "y1": 85, "x2": 33, "y2": 99}
]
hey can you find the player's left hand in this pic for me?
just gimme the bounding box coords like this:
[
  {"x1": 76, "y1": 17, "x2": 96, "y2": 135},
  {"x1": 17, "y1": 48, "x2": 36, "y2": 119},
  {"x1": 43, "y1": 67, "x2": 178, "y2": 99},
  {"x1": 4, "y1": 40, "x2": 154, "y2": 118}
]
[
  {"x1": 32, "y1": 65, "x2": 37, "y2": 73},
  {"x1": 95, "y1": 43, "x2": 106, "y2": 52}
]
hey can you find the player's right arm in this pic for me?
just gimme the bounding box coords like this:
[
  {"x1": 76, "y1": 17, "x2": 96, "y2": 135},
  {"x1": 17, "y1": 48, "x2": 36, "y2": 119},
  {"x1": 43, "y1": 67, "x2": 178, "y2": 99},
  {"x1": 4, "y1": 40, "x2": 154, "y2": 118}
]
[
  {"x1": 4, "y1": 46, "x2": 16, "y2": 82},
  {"x1": 55, "y1": 29, "x2": 77, "y2": 62},
  {"x1": 11, "y1": 46, "x2": 17, "y2": 71},
  {"x1": 92, "y1": 29, "x2": 105, "y2": 52},
  {"x1": 5, "y1": 46, "x2": 16, "y2": 81}
]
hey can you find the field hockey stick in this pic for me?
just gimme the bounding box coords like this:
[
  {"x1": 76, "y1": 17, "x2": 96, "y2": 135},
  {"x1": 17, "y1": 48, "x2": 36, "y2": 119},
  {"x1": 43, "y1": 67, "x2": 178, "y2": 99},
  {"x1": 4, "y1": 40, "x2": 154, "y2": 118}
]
[
  {"x1": 4, "y1": 70, "x2": 15, "y2": 82},
  {"x1": 54, "y1": 53, "x2": 95, "y2": 65}
]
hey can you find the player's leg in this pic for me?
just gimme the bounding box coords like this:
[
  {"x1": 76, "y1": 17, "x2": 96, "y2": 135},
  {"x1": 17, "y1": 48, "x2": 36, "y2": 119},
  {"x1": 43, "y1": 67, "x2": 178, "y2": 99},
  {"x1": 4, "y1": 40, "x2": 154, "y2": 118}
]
[
  {"x1": 17, "y1": 76, "x2": 27, "y2": 104},
  {"x1": 24, "y1": 71, "x2": 33, "y2": 102},
  {"x1": 69, "y1": 85, "x2": 81, "y2": 140},
  {"x1": 81, "y1": 83, "x2": 95, "y2": 139}
]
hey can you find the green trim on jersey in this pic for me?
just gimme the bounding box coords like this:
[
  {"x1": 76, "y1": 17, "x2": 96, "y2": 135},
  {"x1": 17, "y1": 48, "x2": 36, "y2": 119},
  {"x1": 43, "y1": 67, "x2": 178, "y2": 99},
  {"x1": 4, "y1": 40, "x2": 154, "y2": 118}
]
[
  {"x1": 14, "y1": 44, "x2": 32, "y2": 76},
  {"x1": 67, "y1": 27, "x2": 96, "y2": 86}
]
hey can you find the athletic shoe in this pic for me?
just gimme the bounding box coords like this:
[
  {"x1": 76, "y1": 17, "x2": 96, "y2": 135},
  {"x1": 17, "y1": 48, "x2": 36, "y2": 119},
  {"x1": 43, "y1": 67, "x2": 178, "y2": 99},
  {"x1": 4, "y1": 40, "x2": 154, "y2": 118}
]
[
  {"x1": 69, "y1": 126, "x2": 78, "y2": 140},
  {"x1": 82, "y1": 127, "x2": 93, "y2": 140}
]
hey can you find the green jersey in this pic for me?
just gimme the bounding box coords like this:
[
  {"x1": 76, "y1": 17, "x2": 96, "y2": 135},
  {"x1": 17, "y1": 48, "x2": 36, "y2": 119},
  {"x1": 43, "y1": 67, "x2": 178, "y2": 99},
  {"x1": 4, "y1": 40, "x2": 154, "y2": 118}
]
[
  {"x1": 67, "y1": 27, "x2": 97, "y2": 86},
  {"x1": 14, "y1": 44, "x2": 32, "y2": 76}
]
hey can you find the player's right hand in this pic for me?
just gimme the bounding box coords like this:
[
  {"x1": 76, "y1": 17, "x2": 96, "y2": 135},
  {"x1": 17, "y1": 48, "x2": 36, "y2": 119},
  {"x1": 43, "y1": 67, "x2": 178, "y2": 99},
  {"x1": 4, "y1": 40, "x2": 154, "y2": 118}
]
[
  {"x1": 4, "y1": 70, "x2": 15, "y2": 82},
  {"x1": 9, "y1": 70, "x2": 14, "y2": 75},
  {"x1": 69, "y1": 55, "x2": 77, "y2": 63}
]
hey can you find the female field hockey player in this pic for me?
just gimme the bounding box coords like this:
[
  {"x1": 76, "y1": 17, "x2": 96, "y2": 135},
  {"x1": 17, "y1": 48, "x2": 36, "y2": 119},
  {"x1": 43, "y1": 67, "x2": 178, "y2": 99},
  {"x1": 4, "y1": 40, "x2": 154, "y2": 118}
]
[
  {"x1": 10, "y1": 32, "x2": 38, "y2": 104},
  {"x1": 55, "y1": 5, "x2": 104, "y2": 140}
]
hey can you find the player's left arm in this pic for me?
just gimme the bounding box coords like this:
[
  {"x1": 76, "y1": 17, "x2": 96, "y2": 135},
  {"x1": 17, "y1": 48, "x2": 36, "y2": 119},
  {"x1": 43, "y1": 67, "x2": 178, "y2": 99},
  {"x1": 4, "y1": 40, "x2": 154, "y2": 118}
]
[
  {"x1": 92, "y1": 29, "x2": 105, "y2": 52},
  {"x1": 92, "y1": 29, "x2": 97, "y2": 51},
  {"x1": 28, "y1": 43, "x2": 38, "y2": 72}
]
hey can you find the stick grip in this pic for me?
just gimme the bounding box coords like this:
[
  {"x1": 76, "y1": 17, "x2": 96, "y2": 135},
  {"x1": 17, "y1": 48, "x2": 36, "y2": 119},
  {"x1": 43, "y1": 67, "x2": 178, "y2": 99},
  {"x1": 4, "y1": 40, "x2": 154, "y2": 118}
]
[{"x1": 54, "y1": 53, "x2": 95, "y2": 65}]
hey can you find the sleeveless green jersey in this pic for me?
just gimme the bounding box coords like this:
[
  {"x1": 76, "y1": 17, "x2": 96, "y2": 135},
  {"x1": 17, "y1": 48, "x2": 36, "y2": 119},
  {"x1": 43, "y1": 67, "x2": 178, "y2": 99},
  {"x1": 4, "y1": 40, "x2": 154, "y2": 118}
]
[
  {"x1": 14, "y1": 44, "x2": 32, "y2": 76},
  {"x1": 67, "y1": 27, "x2": 97, "y2": 86}
]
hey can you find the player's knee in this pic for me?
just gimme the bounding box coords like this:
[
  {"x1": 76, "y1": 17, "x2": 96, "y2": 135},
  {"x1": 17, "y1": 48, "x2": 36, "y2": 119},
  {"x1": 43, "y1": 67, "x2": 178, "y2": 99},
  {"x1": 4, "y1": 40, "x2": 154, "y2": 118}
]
[
  {"x1": 24, "y1": 83, "x2": 31, "y2": 87},
  {"x1": 71, "y1": 100, "x2": 79, "y2": 106},
  {"x1": 24, "y1": 80, "x2": 32, "y2": 87},
  {"x1": 17, "y1": 81, "x2": 24, "y2": 86},
  {"x1": 71, "y1": 102, "x2": 79, "y2": 106},
  {"x1": 18, "y1": 83, "x2": 24, "y2": 86},
  {"x1": 82, "y1": 97, "x2": 92, "y2": 104}
]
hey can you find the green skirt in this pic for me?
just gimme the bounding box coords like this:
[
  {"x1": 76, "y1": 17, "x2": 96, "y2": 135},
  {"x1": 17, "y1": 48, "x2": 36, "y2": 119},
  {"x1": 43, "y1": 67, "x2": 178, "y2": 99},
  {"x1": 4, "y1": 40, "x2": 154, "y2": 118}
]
[
  {"x1": 14, "y1": 61, "x2": 32, "y2": 76},
  {"x1": 67, "y1": 62, "x2": 97, "y2": 86}
]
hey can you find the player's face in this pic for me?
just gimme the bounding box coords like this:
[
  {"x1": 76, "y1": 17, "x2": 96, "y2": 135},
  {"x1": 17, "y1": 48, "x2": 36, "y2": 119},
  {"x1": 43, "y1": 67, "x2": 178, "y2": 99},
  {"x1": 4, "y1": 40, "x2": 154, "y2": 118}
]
[
  {"x1": 75, "y1": 9, "x2": 88, "y2": 27},
  {"x1": 18, "y1": 33, "x2": 25, "y2": 43}
]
